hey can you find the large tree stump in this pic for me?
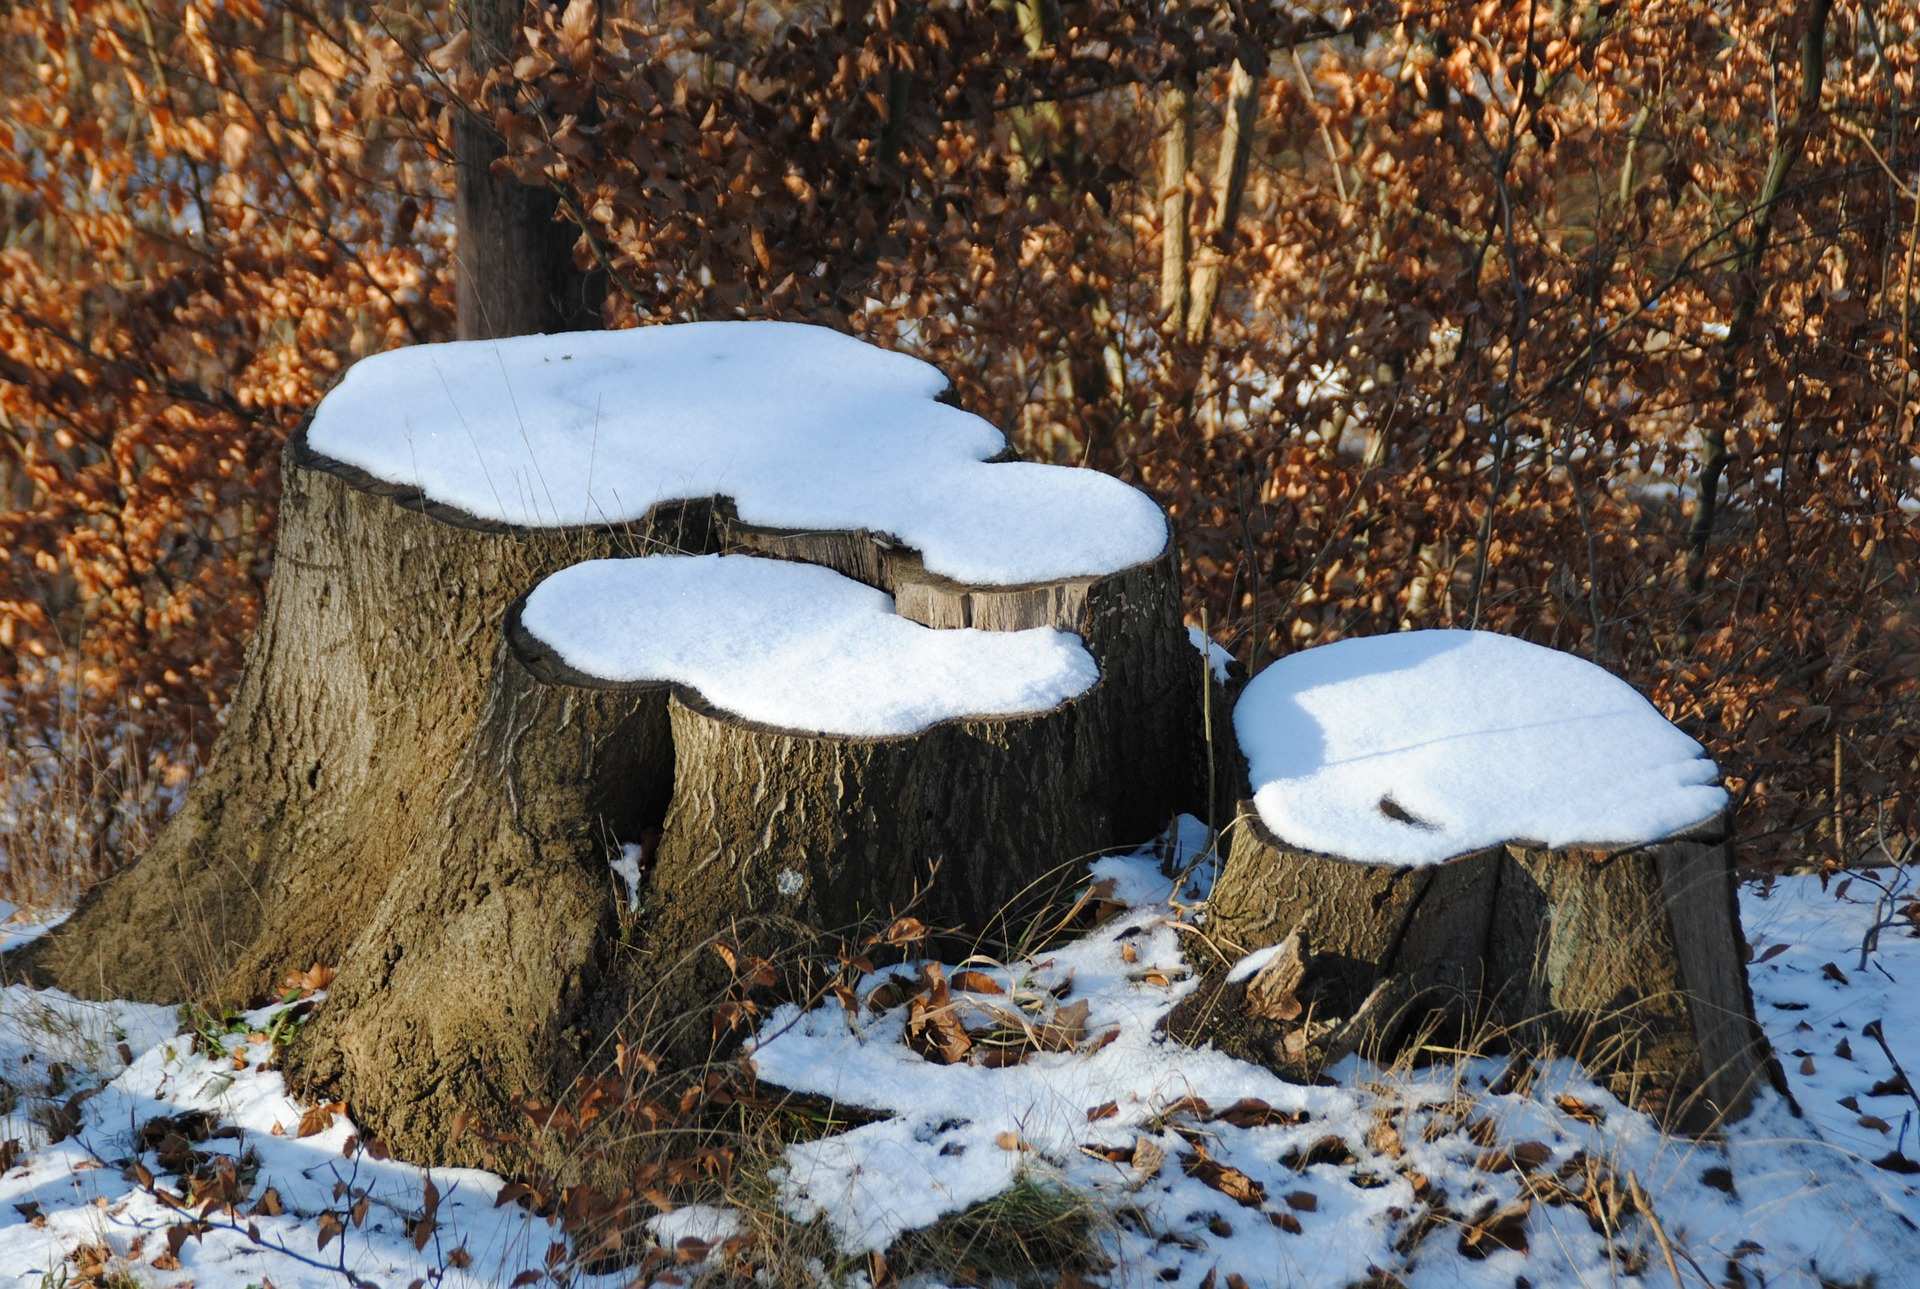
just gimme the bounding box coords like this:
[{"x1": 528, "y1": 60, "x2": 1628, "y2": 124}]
[
  {"x1": 21, "y1": 323, "x2": 1203, "y2": 1171},
  {"x1": 1169, "y1": 630, "x2": 1784, "y2": 1131}
]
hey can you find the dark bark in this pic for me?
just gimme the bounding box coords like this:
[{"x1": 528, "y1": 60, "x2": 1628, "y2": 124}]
[
  {"x1": 1169, "y1": 809, "x2": 1786, "y2": 1132},
  {"x1": 455, "y1": 0, "x2": 605, "y2": 339},
  {"x1": 725, "y1": 513, "x2": 1199, "y2": 844}
]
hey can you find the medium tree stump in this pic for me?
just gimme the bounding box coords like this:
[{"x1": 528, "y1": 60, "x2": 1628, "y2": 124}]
[
  {"x1": 288, "y1": 551, "x2": 1125, "y2": 1167},
  {"x1": 1168, "y1": 630, "x2": 1784, "y2": 1131},
  {"x1": 23, "y1": 323, "x2": 1203, "y2": 1170}
]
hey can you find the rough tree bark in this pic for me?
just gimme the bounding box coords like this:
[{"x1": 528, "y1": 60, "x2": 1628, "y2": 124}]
[
  {"x1": 22, "y1": 415, "x2": 1200, "y2": 1171},
  {"x1": 14, "y1": 431, "x2": 689, "y2": 1003},
  {"x1": 1168, "y1": 808, "x2": 1785, "y2": 1132}
]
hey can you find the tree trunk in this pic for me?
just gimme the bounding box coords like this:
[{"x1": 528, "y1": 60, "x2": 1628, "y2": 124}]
[
  {"x1": 13, "y1": 429, "x2": 690, "y2": 1004},
  {"x1": 22, "y1": 388, "x2": 1201, "y2": 1170},
  {"x1": 1158, "y1": 81, "x2": 1193, "y2": 330},
  {"x1": 1184, "y1": 54, "x2": 1263, "y2": 345},
  {"x1": 455, "y1": 0, "x2": 605, "y2": 338},
  {"x1": 1168, "y1": 809, "x2": 1786, "y2": 1132},
  {"x1": 722, "y1": 514, "x2": 1196, "y2": 846}
]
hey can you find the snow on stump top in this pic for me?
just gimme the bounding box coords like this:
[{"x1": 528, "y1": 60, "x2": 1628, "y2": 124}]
[
  {"x1": 503, "y1": 553, "x2": 1128, "y2": 1048},
  {"x1": 1184, "y1": 629, "x2": 1779, "y2": 1131},
  {"x1": 304, "y1": 321, "x2": 1168, "y2": 587},
  {"x1": 1235, "y1": 629, "x2": 1727, "y2": 866},
  {"x1": 516, "y1": 554, "x2": 1098, "y2": 737}
]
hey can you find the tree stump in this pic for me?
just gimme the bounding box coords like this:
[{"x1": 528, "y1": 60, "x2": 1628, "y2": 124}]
[
  {"x1": 22, "y1": 322, "x2": 1203, "y2": 1170},
  {"x1": 1167, "y1": 630, "x2": 1784, "y2": 1131},
  {"x1": 12, "y1": 432, "x2": 692, "y2": 1003}
]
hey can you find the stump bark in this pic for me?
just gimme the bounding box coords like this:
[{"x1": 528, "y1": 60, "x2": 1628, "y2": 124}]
[
  {"x1": 1169, "y1": 808, "x2": 1785, "y2": 1131},
  {"x1": 22, "y1": 410, "x2": 1200, "y2": 1171},
  {"x1": 14, "y1": 430, "x2": 694, "y2": 1003}
]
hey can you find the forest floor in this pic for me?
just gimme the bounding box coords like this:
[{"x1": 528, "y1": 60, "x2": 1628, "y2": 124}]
[{"x1": 1, "y1": 820, "x2": 1918, "y2": 1288}]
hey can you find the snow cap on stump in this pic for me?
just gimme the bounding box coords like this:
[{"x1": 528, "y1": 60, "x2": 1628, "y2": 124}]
[
  {"x1": 306, "y1": 321, "x2": 1168, "y2": 587},
  {"x1": 1236, "y1": 629, "x2": 1727, "y2": 865},
  {"x1": 1186, "y1": 630, "x2": 1775, "y2": 1130},
  {"x1": 518, "y1": 554, "x2": 1099, "y2": 736}
]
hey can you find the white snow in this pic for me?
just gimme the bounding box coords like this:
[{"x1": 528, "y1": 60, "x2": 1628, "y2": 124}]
[
  {"x1": 0, "y1": 987, "x2": 677, "y2": 1288},
  {"x1": 305, "y1": 321, "x2": 1168, "y2": 586},
  {"x1": 1185, "y1": 624, "x2": 1235, "y2": 684},
  {"x1": 1234, "y1": 629, "x2": 1727, "y2": 866},
  {"x1": 5, "y1": 828, "x2": 1920, "y2": 1285},
  {"x1": 1225, "y1": 941, "x2": 1284, "y2": 984},
  {"x1": 743, "y1": 829, "x2": 1920, "y2": 1285},
  {"x1": 610, "y1": 842, "x2": 645, "y2": 912},
  {"x1": 519, "y1": 554, "x2": 1099, "y2": 737}
]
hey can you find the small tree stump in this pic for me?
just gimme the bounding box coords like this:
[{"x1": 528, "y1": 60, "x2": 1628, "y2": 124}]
[{"x1": 1169, "y1": 630, "x2": 1784, "y2": 1130}]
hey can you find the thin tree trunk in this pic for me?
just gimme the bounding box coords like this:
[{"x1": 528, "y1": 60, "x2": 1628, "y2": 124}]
[
  {"x1": 1687, "y1": 0, "x2": 1830, "y2": 590},
  {"x1": 455, "y1": 0, "x2": 606, "y2": 339},
  {"x1": 1186, "y1": 55, "x2": 1263, "y2": 345},
  {"x1": 1159, "y1": 81, "x2": 1193, "y2": 330}
]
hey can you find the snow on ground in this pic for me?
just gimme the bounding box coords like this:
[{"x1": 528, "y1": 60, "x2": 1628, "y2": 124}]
[
  {"x1": 0, "y1": 907, "x2": 62, "y2": 955},
  {"x1": 1235, "y1": 630, "x2": 1728, "y2": 866},
  {"x1": 5, "y1": 828, "x2": 1920, "y2": 1286},
  {"x1": 521, "y1": 555, "x2": 1099, "y2": 736},
  {"x1": 305, "y1": 322, "x2": 1169, "y2": 587},
  {"x1": 751, "y1": 829, "x2": 1920, "y2": 1286},
  {"x1": 0, "y1": 990, "x2": 645, "y2": 1288}
]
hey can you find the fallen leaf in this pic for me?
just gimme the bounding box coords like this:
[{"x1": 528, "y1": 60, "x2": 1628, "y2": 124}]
[
  {"x1": 1035, "y1": 999, "x2": 1090, "y2": 1051},
  {"x1": 297, "y1": 1101, "x2": 345, "y2": 1138},
  {"x1": 1130, "y1": 1137, "x2": 1166, "y2": 1183},
  {"x1": 951, "y1": 970, "x2": 1003, "y2": 995},
  {"x1": 1459, "y1": 1198, "x2": 1531, "y2": 1258},
  {"x1": 1214, "y1": 1097, "x2": 1303, "y2": 1129},
  {"x1": 1366, "y1": 1117, "x2": 1404, "y2": 1160},
  {"x1": 1184, "y1": 1148, "x2": 1266, "y2": 1208}
]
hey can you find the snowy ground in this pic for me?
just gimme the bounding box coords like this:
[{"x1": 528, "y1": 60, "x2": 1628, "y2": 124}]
[{"x1": 3, "y1": 830, "x2": 1919, "y2": 1287}]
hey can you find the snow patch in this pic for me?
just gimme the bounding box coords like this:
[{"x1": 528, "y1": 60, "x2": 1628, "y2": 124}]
[
  {"x1": 520, "y1": 555, "x2": 1099, "y2": 737},
  {"x1": 611, "y1": 842, "x2": 645, "y2": 912},
  {"x1": 1225, "y1": 941, "x2": 1284, "y2": 984},
  {"x1": 306, "y1": 322, "x2": 1168, "y2": 586},
  {"x1": 744, "y1": 835, "x2": 1920, "y2": 1284},
  {"x1": 1185, "y1": 624, "x2": 1234, "y2": 684},
  {"x1": 1234, "y1": 629, "x2": 1727, "y2": 866},
  {"x1": 3, "y1": 836, "x2": 1920, "y2": 1285}
]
